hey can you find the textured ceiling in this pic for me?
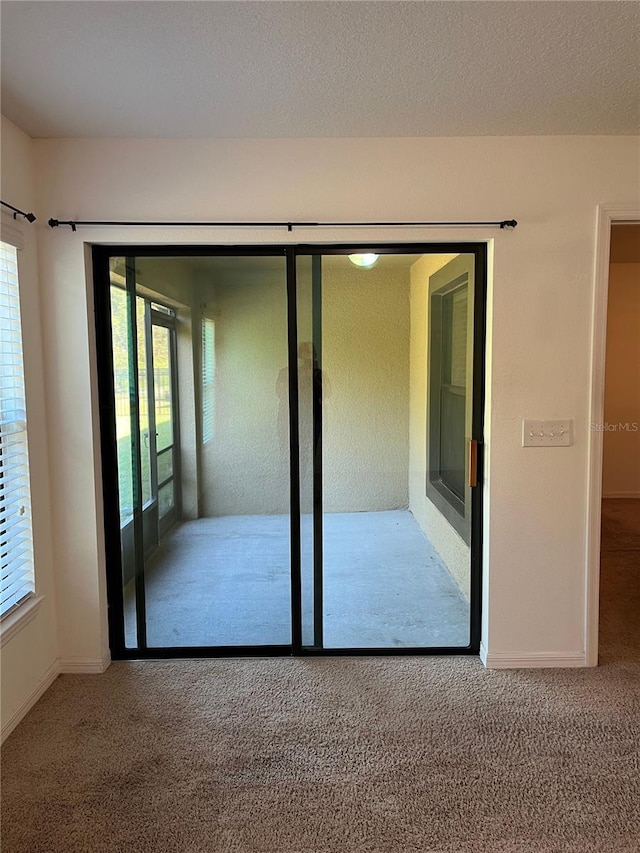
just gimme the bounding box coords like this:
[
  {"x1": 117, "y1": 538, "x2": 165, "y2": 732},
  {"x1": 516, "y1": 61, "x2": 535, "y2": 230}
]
[{"x1": 1, "y1": 1, "x2": 639, "y2": 139}]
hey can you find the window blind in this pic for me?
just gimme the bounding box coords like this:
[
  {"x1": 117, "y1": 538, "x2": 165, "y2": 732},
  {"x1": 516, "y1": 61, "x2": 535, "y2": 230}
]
[
  {"x1": 201, "y1": 318, "x2": 215, "y2": 444},
  {"x1": 0, "y1": 240, "x2": 35, "y2": 618}
]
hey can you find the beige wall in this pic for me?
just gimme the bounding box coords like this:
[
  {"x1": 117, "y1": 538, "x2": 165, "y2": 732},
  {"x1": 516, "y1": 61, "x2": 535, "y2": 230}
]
[
  {"x1": 197, "y1": 266, "x2": 290, "y2": 516},
  {"x1": 603, "y1": 262, "x2": 640, "y2": 497},
  {"x1": 0, "y1": 117, "x2": 60, "y2": 740},
  {"x1": 320, "y1": 261, "x2": 410, "y2": 512},
  {"x1": 408, "y1": 253, "x2": 471, "y2": 598},
  {"x1": 196, "y1": 258, "x2": 410, "y2": 516},
  {"x1": 0, "y1": 130, "x2": 633, "y2": 686},
  {"x1": 133, "y1": 256, "x2": 195, "y2": 308}
]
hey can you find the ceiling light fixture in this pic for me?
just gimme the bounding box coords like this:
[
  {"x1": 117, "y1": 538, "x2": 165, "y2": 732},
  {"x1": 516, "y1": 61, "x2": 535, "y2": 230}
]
[{"x1": 348, "y1": 253, "x2": 379, "y2": 269}]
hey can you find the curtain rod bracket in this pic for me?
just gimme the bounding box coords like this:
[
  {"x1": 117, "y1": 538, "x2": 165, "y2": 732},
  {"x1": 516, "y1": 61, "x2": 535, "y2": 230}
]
[
  {"x1": 49, "y1": 218, "x2": 77, "y2": 231},
  {"x1": 1, "y1": 200, "x2": 36, "y2": 223}
]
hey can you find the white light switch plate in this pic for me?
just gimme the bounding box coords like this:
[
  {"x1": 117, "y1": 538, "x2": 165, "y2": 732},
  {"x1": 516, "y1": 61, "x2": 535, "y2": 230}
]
[{"x1": 522, "y1": 419, "x2": 572, "y2": 447}]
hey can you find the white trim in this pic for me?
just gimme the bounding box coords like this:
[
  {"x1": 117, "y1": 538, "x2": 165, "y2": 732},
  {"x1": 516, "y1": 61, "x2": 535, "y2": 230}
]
[
  {"x1": 0, "y1": 652, "x2": 112, "y2": 742},
  {"x1": 479, "y1": 641, "x2": 488, "y2": 666},
  {"x1": 0, "y1": 595, "x2": 45, "y2": 647},
  {"x1": 0, "y1": 658, "x2": 59, "y2": 744},
  {"x1": 483, "y1": 651, "x2": 587, "y2": 669},
  {"x1": 602, "y1": 492, "x2": 640, "y2": 500},
  {"x1": 59, "y1": 653, "x2": 111, "y2": 674},
  {"x1": 586, "y1": 204, "x2": 640, "y2": 667}
]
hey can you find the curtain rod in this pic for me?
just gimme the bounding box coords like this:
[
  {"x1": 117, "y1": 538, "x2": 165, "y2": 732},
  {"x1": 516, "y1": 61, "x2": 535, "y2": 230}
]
[
  {"x1": 48, "y1": 218, "x2": 517, "y2": 233},
  {"x1": 1, "y1": 200, "x2": 36, "y2": 223}
]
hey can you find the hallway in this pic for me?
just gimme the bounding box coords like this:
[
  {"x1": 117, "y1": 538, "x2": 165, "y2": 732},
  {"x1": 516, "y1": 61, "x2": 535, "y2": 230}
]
[{"x1": 599, "y1": 499, "x2": 640, "y2": 663}]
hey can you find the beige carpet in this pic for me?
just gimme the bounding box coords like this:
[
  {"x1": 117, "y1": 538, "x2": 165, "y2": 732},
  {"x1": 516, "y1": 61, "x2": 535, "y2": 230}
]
[{"x1": 1, "y1": 500, "x2": 638, "y2": 852}]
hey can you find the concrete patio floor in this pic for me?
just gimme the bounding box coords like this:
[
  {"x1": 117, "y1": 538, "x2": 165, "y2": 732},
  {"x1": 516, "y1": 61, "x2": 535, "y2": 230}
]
[{"x1": 124, "y1": 510, "x2": 470, "y2": 649}]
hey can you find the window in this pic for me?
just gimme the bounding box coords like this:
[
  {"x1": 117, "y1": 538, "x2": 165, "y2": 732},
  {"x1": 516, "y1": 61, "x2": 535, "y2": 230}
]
[
  {"x1": 437, "y1": 284, "x2": 468, "y2": 503},
  {"x1": 201, "y1": 317, "x2": 215, "y2": 444},
  {"x1": 0, "y1": 240, "x2": 35, "y2": 618},
  {"x1": 427, "y1": 254, "x2": 474, "y2": 545}
]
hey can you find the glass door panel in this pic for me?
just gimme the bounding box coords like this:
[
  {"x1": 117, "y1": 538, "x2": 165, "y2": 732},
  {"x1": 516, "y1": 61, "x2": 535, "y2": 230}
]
[
  {"x1": 157, "y1": 448, "x2": 173, "y2": 483},
  {"x1": 295, "y1": 255, "x2": 321, "y2": 647},
  {"x1": 109, "y1": 258, "x2": 146, "y2": 649},
  {"x1": 106, "y1": 253, "x2": 291, "y2": 651},
  {"x1": 157, "y1": 482, "x2": 175, "y2": 518},
  {"x1": 109, "y1": 270, "x2": 138, "y2": 648},
  {"x1": 297, "y1": 251, "x2": 476, "y2": 650}
]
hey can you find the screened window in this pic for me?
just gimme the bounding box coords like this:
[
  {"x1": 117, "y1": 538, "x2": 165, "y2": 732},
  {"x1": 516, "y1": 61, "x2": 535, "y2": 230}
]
[{"x1": 0, "y1": 240, "x2": 35, "y2": 618}]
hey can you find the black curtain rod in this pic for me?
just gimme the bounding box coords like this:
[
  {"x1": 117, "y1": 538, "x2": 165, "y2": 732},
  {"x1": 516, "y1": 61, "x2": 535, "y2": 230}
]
[
  {"x1": 2, "y1": 200, "x2": 36, "y2": 223},
  {"x1": 48, "y1": 217, "x2": 517, "y2": 232}
]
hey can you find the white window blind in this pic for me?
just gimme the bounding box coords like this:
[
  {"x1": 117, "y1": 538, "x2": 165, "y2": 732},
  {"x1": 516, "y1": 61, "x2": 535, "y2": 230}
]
[
  {"x1": 202, "y1": 317, "x2": 215, "y2": 444},
  {"x1": 0, "y1": 240, "x2": 35, "y2": 618}
]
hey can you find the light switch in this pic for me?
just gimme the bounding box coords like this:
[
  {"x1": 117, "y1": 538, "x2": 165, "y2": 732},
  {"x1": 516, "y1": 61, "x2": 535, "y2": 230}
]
[{"x1": 522, "y1": 419, "x2": 572, "y2": 447}]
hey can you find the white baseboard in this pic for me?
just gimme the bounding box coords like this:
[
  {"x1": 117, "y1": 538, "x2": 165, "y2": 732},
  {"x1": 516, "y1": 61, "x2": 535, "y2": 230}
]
[
  {"x1": 602, "y1": 492, "x2": 640, "y2": 499},
  {"x1": 1, "y1": 658, "x2": 60, "y2": 744},
  {"x1": 481, "y1": 649, "x2": 587, "y2": 669},
  {"x1": 59, "y1": 653, "x2": 111, "y2": 674},
  {"x1": 1, "y1": 653, "x2": 112, "y2": 743}
]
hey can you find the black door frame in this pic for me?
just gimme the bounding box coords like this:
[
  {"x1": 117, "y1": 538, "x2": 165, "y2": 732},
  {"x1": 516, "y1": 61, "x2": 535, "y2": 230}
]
[{"x1": 93, "y1": 242, "x2": 486, "y2": 660}]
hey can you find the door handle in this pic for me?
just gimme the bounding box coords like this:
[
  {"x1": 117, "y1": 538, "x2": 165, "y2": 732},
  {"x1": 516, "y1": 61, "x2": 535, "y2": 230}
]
[{"x1": 469, "y1": 439, "x2": 479, "y2": 488}]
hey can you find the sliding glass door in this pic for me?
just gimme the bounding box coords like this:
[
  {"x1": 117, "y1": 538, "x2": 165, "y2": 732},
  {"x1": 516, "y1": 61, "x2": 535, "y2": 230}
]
[
  {"x1": 103, "y1": 252, "x2": 292, "y2": 652},
  {"x1": 95, "y1": 244, "x2": 484, "y2": 658},
  {"x1": 295, "y1": 249, "x2": 481, "y2": 651}
]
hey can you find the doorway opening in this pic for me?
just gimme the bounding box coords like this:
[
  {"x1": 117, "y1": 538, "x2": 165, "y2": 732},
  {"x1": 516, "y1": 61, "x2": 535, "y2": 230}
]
[
  {"x1": 598, "y1": 223, "x2": 640, "y2": 664},
  {"x1": 93, "y1": 244, "x2": 486, "y2": 658}
]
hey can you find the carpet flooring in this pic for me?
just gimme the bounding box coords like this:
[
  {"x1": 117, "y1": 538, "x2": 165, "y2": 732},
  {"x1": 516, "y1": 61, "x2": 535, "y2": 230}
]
[
  {"x1": 1, "y1": 501, "x2": 638, "y2": 852},
  {"x1": 599, "y1": 498, "x2": 640, "y2": 666},
  {"x1": 125, "y1": 511, "x2": 469, "y2": 649}
]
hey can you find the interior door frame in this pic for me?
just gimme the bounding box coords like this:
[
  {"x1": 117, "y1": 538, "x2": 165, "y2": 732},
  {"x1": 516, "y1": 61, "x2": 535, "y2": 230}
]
[
  {"x1": 586, "y1": 205, "x2": 640, "y2": 666},
  {"x1": 92, "y1": 242, "x2": 486, "y2": 660}
]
